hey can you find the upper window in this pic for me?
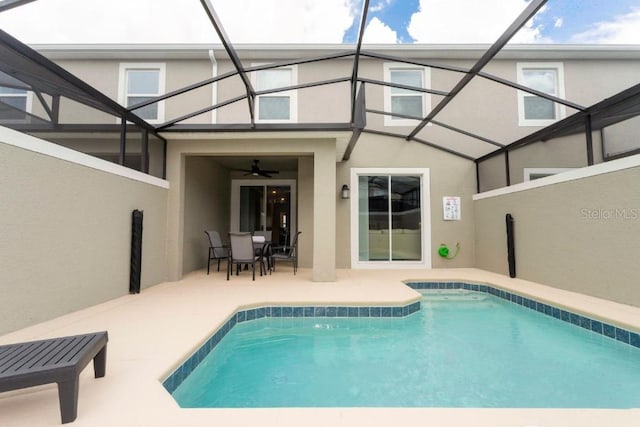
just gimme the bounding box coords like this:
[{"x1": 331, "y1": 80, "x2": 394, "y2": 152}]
[
  {"x1": 254, "y1": 66, "x2": 297, "y2": 123},
  {"x1": 0, "y1": 86, "x2": 31, "y2": 121},
  {"x1": 517, "y1": 62, "x2": 565, "y2": 127},
  {"x1": 118, "y1": 63, "x2": 165, "y2": 123},
  {"x1": 384, "y1": 63, "x2": 430, "y2": 127},
  {"x1": 523, "y1": 167, "x2": 574, "y2": 181}
]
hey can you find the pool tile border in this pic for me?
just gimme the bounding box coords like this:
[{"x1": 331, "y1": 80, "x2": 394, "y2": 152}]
[
  {"x1": 162, "y1": 300, "x2": 420, "y2": 393},
  {"x1": 408, "y1": 281, "x2": 640, "y2": 351},
  {"x1": 164, "y1": 281, "x2": 640, "y2": 395}
]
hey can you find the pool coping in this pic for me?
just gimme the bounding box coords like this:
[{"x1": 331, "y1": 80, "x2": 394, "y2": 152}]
[
  {"x1": 162, "y1": 279, "x2": 640, "y2": 397},
  {"x1": 162, "y1": 299, "x2": 421, "y2": 394}
]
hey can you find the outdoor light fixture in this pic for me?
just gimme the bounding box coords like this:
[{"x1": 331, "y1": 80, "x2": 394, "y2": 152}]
[{"x1": 341, "y1": 184, "x2": 350, "y2": 199}]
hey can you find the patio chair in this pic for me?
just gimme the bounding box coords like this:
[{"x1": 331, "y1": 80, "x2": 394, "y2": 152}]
[
  {"x1": 228, "y1": 232, "x2": 264, "y2": 281},
  {"x1": 253, "y1": 230, "x2": 273, "y2": 271},
  {"x1": 205, "y1": 230, "x2": 229, "y2": 274},
  {"x1": 270, "y1": 231, "x2": 301, "y2": 275}
]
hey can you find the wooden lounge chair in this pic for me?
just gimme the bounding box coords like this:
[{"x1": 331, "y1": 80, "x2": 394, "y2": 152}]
[{"x1": 0, "y1": 331, "x2": 108, "y2": 424}]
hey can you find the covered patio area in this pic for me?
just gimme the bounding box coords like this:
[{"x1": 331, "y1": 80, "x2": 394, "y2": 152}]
[{"x1": 166, "y1": 132, "x2": 351, "y2": 283}]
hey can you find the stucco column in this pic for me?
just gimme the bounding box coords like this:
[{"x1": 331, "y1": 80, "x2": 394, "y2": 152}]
[
  {"x1": 313, "y1": 144, "x2": 336, "y2": 281},
  {"x1": 166, "y1": 145, "x2": 185, "y2": 281},
  {"x1": 297, "y1": 157, "x2": 314, "y2": 269}
]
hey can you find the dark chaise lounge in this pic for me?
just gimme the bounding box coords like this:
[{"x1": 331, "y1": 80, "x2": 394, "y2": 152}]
[{"x1": 0, "y1": 331, "x2": 108, "y2": 424}]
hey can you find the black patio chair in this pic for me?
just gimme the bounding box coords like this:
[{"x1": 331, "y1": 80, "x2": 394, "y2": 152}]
[
  {"x1": 252, "y1": 230, "x2": 273, "y2": 271},
  {"x1": 227, "y1": 232, "x2": 264, "y2": 281},
  {"x1": 205, "y1": 230, "x2": 228, "y2": 274},
  {"x1": 270, "y1": 231, "x2": 301, "y2": 275}
]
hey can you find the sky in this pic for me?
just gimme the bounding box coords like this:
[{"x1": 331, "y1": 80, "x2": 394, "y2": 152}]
[{"x1": 0, "y1": 0, "x2": 639, "y2": 45}]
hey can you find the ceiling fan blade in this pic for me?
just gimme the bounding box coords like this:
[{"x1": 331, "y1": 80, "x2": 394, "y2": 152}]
[{"x1": 234, "y1": 160, "x2": 280, "y2": 178}]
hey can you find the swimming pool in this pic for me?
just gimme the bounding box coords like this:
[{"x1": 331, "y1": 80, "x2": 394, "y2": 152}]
[{"x1": 166, "y1": 285, "x2": 640, "y2": 408}]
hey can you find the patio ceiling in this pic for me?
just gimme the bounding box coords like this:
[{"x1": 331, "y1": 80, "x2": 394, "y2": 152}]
[{"x1": 0, "y1": 0, "x2": 639, "y2": 165}]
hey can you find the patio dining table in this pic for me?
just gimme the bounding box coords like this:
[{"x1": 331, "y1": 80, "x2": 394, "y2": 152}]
[{"x1": 252, "y1": 237, "x2": 271, "y2": 273}]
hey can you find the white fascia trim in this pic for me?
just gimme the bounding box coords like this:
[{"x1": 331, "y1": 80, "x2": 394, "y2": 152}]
[
  {"x1": 0, "y1": 125, "x2": 169, "y2": 189},
  {"x1": 473, "y1": 154, "x2": 640, "y2": 201},
  {"x1": 32, "y1": 44, "x2": 640, "y2": 61},
  {"x1": 383, "y1": 63, "x2": 430, "y2": 127},
  {"x1": 350, "y1": 167, "x2": 431, "y2": 269},
  {"x1": 251, "y1": 63, "x2": 298, "y2": 123},
  {"x1": 517, "y1": 62, "x2": 566, "y2": 127},
  {"x1": 117, "y1": 62, "x2": 166, "y2": 124}
]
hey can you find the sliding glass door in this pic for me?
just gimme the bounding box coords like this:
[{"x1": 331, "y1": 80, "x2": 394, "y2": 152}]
[
  {"x1": 351, "y1": 169, "x2": 430, "y2": 268},
  {"x1": 238, "y1": 185, "x2": 264, "y2": 233},
  {"x1": 231, "y1": 180, "x2": 296, "y2": 247}
]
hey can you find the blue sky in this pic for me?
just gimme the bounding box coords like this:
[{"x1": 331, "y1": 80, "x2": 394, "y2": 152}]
[
  {"x1": 0, "y1": 0, "x2": 639, "y2": 44},
  {"x1": 535, "y1": 0, "x2": 640, "y2": 43},
  {"x1": 344, "y1": 0, "x2": 421, "y2": 43},
  {"x1": 344, "y1": 0, "x2": 640, "y2": 44}
]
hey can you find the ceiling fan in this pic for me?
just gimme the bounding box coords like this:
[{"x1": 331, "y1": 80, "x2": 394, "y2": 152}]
[{"x1": 239, "y1": 159, "x2": 280, "y2": 178}]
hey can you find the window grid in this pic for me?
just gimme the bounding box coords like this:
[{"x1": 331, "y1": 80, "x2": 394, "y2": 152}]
[
  {"x1": 126, "y1": 69, "x2": 160, "y2": 121},
  {"x1": 390, "y1": 69, "x2": 424, "y2": 119},
  {"x1": 254, "y1": 66, "x2": 297, "y2": 123},
  {"x1": 383, "y1": 64, "x2": 429, "y2": 127},
  {"x1": 118, "y1": 63, "x2": 165, "y2": 123},
  {"x1": 517, "y1": 62, "x2": 565, "y2": 127},
  {"x1": 0, "y1": 87, "x2": 32, "y2": 122}
]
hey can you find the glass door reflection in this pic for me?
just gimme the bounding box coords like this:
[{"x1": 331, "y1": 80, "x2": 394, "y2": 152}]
[
  {"x1": 237, "y1": 183, "x2": 294, "y2": 247},
  {"x1": 358, "y1": 175, "x2": 421, "y2": 262}
]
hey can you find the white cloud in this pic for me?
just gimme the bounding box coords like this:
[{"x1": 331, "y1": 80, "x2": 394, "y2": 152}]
[
  {"x1": 407, "y1": 0, "x2": 548, "y2": 44},
  {"x1": 0, "y1": 0, "x2": 357, "y2": 44},
  {"x1": 217, "y1": 0, "x2": 357, "y2": 43},
  {"x1": 569, "y1": 7, "x2": 640, "y2": 44},
  {"x1": 370, "y1": 0, "x2": 393, "y2": 13},
  {"x1": 0, "y1": 0, "x2": 214, "y2": 43},
  {"x1": 363, "y1": 17, "x2": 398, "y2": 43}
]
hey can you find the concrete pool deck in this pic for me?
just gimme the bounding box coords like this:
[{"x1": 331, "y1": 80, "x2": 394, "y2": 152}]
[{"x1": 1, "y1": 267, "x2": 639, "y2": 426}]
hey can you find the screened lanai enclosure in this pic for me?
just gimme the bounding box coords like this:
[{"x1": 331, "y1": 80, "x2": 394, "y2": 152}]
[{"x1": 0, "y1": 0, "x2": 639, "y2": 192}]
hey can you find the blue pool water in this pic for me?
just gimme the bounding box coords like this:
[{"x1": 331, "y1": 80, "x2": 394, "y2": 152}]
[{"x1": 171, "y1": 290, "x2": 640, "y2": 408}]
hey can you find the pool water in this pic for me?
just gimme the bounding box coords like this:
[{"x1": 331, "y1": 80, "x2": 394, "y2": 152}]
[{"x1": 172, "y1": 290, "x2": 640, "y2": 408}]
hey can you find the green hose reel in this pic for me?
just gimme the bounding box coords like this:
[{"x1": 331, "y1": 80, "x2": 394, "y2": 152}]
[{"x1": 438, "y1": 242, "x2": 460, "y2": 259}]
